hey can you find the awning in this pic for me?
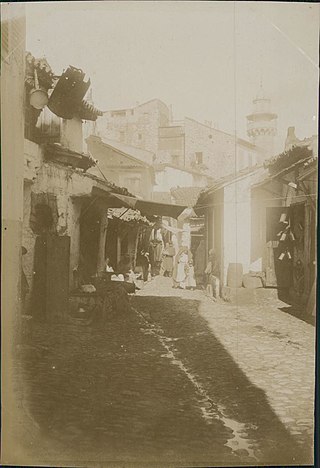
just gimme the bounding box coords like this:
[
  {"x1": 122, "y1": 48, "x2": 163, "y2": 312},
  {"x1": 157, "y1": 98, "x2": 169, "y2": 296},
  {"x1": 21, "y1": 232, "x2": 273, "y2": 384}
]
[{"x1": 110, "y1": 193, "x2": 187, "y2": 219}]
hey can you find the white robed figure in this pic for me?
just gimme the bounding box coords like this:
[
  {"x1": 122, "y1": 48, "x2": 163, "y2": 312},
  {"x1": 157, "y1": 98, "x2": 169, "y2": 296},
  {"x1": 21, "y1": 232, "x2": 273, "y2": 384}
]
[{"x1": 172, "y1": 246, "x2": 194, "y2": 289}]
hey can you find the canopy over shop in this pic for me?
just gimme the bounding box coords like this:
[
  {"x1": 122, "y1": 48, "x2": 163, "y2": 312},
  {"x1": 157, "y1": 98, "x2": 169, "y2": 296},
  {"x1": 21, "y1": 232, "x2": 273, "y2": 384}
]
[{"x1": 74, "y1": 184, "x2": 187, "y2": 282}]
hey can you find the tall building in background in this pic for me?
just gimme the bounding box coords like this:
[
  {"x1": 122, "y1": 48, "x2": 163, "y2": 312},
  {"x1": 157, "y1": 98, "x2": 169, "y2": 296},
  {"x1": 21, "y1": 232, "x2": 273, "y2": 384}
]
[
  {"x1": 96, "y1": 99, "x2": 170, "y2": 155},
  {"x1": 246, "y1": 86, "x2": 278, "y2": 160},
  {"x1": 96, "y1": 97, "x2": 266, "y2": 180}
]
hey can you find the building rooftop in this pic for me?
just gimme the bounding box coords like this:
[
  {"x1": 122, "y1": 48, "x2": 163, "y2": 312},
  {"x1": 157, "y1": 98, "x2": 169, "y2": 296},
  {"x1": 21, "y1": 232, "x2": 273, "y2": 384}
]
[
  {"x1": 264, "y1": 143, "x2": 316, "y2": 176},
  {"x1": 102, "y1": 98, "x2": 169, "y2": 114},
  {"x1": 171, "y1": 186, "x2": 204, "y2": 207},
  {"x1": 152, "y1": 192, "x2": 173, "y2": 204},
  {"x1": 89, "y1": 135, "x2": 155, "y2": 167},
  {"x1": 196, "y1": 164, "x2": 264, "y2": 204},
  {"x1": 154, "y1": 162, "x2": 212, "y2": 178}
]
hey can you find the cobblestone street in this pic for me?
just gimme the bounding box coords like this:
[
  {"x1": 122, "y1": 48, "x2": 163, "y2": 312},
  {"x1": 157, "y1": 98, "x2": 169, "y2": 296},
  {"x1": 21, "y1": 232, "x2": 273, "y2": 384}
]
[{"x1": 13, "y1": 277, "x2": 315, "y2": 466}]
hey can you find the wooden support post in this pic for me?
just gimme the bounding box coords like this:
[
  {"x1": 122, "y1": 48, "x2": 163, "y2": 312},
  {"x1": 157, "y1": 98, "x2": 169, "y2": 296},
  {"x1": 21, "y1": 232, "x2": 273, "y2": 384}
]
[
  {"x1": 304, "y1": 204, "x2": 311, "y2": 296},
  {"x1": 299, "y1": 181, "x2": 316, "y2": 212},
  {"x1": 97, "y1": 210, "x2": 108, "y2": 275}
]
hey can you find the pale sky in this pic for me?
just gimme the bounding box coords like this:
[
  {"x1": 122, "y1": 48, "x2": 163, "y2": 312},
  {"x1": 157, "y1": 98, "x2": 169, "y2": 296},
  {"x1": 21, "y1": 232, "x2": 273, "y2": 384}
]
[{"x1": 26, "y1": 1, "x2": 319, "y2": 153}]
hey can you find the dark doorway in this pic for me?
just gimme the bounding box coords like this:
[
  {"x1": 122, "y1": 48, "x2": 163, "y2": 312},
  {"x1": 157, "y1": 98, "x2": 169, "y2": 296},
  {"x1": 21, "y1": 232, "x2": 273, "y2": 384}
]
[
  {"x1": 105, "y1": 218, "x2": 118, "y2": 270},
  {"x1": 32, "y1": 233, "x2": 70, "y2": 320},
  {"x1": 80, "y1": 204, "x2": 100, "y2": 281},
  {"x1": 121, "y1": 232, "x2": 128, "y2": 258}
]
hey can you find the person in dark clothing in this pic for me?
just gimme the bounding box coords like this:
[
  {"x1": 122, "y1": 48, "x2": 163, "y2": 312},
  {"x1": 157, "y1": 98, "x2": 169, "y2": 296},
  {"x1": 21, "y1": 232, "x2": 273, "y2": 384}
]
[
  {"x1": 205, "y1": 249, "x2": 220, "y2": 298},
  {"x1": 136, "y1": 250, "x2": 150, "y2": 282}
]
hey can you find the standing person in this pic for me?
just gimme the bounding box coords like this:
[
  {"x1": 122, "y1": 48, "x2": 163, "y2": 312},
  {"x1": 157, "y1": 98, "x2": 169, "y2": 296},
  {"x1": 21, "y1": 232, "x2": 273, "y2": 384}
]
[
  {"x1": 154, "y1": 239, "x2": 164, "y2": 275},
  {"x1": 172, "y1": 246, "x2": 192, "y2": 289},
  {"x1": 194, "y1": 239, "x2": 206, "y2": 287},
  {"x1": 205, "y1": 249, "x2": 220, "y2": 298},
  {"x1": 186, "y1": 258, "x2": 197, "y2": 290},
  {"x1": 136, "y1": 250, "x2": 149, "y2": 282},
  {"x1": 160, "y1": 241, "x2": 175, "y2": 277}
]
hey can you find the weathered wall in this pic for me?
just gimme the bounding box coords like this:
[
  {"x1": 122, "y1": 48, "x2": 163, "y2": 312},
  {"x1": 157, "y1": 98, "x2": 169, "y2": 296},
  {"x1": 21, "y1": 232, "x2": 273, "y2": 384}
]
[
  {"x1": 87, "y1": 139, "x2": 154, "y2": 199},
  {"x1": 222, "y1": 177, "x2": 252, "y2": 283},
  {"x1": 60, "y1": 117, "x2": 83, "y2": 153},
  {"x1": 250, "y1": 181, "x2": 283, "y2": 274},
  {"x1": 1, "y1": 4, "x2": 26, "y2": 463},
  {"x1": 184, "y1": 118, "x2": 261, "y2": 178},
  {"x1": 22, "y1": 139, "x2": 95, "y2": 291},
  {"x1": 97, "y1": 99, "x2": 170, "y2": 154},
  {"x1": 221, "y1": 171, "x2": 285, "y2": 284}
]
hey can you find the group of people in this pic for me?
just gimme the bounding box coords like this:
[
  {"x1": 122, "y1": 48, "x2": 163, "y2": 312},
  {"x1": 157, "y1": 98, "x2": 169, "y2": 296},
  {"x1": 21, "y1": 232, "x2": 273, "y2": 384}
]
[
  {"x1": 158, "y1": 240, "x2": 220, "y2": 295},
  {"x1": 157, "y1": 241, "x2": 196, "y2": 289},
  {"x1": 103, "y1": 238, "x2": 221, "y2": 297}
]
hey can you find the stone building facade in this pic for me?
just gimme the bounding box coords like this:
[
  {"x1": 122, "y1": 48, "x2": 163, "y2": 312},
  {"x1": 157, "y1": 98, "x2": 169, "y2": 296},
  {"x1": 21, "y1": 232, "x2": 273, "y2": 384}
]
[
  {"x1": 96, "y1": 99, "x2": 170, "y2": 154},
  {"x1": 97, "y1": 98, "x2": 267, "y2": 181},
  {"x1": 86, "y1": 135, "x2": 155, "y2": 199}
]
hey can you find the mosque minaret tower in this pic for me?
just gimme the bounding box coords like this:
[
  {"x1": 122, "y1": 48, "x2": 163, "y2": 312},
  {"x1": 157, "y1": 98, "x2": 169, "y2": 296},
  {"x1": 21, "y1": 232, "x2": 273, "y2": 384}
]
[{"x1": 247, "y1": 84, "x2": 277, "y2": 160}]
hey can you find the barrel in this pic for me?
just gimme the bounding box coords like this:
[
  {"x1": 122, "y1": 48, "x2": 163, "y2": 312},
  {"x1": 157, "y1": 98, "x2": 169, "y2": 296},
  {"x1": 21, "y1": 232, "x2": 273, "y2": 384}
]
[{"x1": 227, "y1": 263, "x2": 243, "y2": 288}]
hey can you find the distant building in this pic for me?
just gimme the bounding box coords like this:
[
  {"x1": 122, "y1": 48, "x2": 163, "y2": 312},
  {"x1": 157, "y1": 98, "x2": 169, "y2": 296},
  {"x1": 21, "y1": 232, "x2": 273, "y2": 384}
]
[
  {"x1": 96, "y1": 98, "x2": 170, "y2": 154},
  {"x1": 158, "y1": 117, "x2": 264, "y2": 175},
  {"x1": 153, "y1": 162, "x2": 212, "y2": 195},
  {"x1": 284, "y1": 126, "x2": 317, "y2": 153},
  {"x1": 97, "y1": 96, "x2": 269, "y2": 180},
  {"x1": 86, "y1": 135, "x2": 155, "y2": 199},
  {"x1": 247, "y1": 85, "x2": 278, "y2": 159}
]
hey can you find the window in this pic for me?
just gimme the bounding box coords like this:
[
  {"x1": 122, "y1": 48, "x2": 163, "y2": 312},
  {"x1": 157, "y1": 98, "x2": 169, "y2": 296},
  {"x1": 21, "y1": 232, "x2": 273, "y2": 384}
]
[
  {"x1": 171, "y1": 155, "x2": 180, "y2": 166},
  {"x1": 138, "y1": 133, "x2": 142, "y2": 140},
  {"x1": 195, "y1": 152, "x2": 203, "y2": 165},
  {"x1": 119, "y1": 131, "x2": 125, "y2": 142}
]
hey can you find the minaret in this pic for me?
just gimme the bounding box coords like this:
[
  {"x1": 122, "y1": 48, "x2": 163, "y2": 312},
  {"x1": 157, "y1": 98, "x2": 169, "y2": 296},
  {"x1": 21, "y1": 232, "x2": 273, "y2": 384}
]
[{"x1": 247, "y1": 85, "x2": 277, "y2": 159}]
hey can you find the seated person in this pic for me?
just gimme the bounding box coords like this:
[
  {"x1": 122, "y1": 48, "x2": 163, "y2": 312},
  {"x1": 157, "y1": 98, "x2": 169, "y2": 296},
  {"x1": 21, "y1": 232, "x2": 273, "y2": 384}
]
[{"x1": 105, "y1": 257, "x2": 114, "y2": 273}]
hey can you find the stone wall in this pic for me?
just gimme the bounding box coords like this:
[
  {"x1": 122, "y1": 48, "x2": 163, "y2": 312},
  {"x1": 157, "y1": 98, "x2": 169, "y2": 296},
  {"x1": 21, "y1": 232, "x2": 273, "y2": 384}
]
[
  {"x1": 22, "y1": 139, "x2": 95, "y2": 295},
  {"x1": 97, "y1": 100, "x2": 170, "y2": 154},
  {"x1": 184, "y1": 118, "x2": 261, "y2": 179}
]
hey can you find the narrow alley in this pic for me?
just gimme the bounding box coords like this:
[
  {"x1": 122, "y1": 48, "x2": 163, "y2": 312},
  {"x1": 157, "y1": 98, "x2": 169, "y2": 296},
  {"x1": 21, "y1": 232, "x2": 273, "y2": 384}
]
[
  {"x1": 13, "y1": 277, "x2": 314, "y2": 466},
  {"x1": 2, "y1": 4, "x2": 318, "y2": 468}
]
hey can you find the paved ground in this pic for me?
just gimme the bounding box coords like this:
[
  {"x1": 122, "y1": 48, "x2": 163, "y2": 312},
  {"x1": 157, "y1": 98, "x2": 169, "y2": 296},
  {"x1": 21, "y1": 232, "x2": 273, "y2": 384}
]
[{"x1": 11, "y1": 276, "x2": 315, "y2": 466}]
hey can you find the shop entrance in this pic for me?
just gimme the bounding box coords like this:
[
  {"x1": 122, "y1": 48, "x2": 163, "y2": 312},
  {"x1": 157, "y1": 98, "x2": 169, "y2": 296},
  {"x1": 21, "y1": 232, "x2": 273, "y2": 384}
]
[{"x1": 79, "y1": 204, "x2": 101, "y2": 281}]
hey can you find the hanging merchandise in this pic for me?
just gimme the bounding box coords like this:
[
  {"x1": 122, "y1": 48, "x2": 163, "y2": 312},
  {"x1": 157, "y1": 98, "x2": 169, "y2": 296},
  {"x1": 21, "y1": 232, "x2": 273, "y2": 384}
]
[{"x1": 277, "y1": 212, "x2": 295, "y2": 262}]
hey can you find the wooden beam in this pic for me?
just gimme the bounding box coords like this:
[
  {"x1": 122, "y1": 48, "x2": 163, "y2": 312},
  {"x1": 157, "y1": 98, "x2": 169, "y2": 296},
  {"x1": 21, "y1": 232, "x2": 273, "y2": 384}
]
[{"x1": 299, "y1": 181, "x2": 316, "y2": 212}]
